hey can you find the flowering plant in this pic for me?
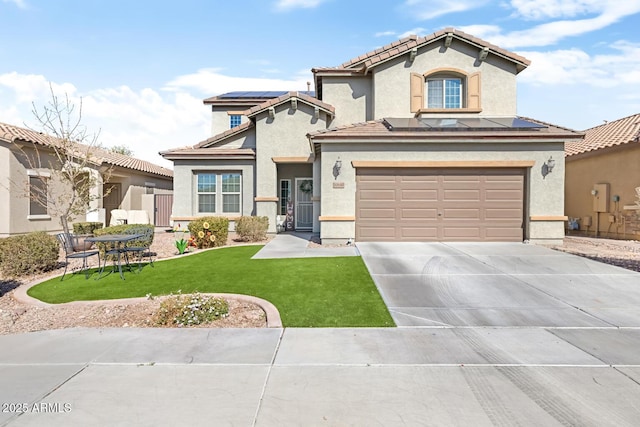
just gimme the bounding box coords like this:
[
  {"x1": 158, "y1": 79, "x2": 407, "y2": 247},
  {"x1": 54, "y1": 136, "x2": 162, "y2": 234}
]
[{"x1": 154, "y1": 292, "x2": 229, "y2": 326}]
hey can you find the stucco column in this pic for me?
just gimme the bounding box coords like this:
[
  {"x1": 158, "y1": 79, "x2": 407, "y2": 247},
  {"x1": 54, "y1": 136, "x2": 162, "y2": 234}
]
[
  {"x1": 85, "y1": 168, "x2": 106, "y2": 225},
  {"x1": 312, "y1": 156, "x2": 321, "y2": 233},
  {"x1": 256, "y1": 156, "x2": 278, "y2": 234}
]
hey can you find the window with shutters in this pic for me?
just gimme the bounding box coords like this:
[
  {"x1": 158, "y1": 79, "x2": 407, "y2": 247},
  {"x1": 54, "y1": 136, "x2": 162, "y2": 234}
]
[{"x1": 410, "y1": 68, "x2": 481, "y2": 113}]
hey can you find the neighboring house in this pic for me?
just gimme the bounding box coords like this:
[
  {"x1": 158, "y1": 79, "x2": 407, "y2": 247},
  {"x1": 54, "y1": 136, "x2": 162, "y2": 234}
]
[
  {"x1": 565, "y1": 113, "x2": 640, "y2": 239},
  {"x1": 0, "y1": 122, "x2": 174, "y2": 237},
  {"x1": 161, "y1": 28, "x2": 583, "y2": 244}
]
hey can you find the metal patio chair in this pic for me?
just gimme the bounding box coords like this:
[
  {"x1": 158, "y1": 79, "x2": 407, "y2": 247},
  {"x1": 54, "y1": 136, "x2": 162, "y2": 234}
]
[
  {"x1": 122, "y1": 226, "x2": 155, "y2": 272},
  {"x1": 56, "y1": 233, "x2": 101, "y2": 280}
]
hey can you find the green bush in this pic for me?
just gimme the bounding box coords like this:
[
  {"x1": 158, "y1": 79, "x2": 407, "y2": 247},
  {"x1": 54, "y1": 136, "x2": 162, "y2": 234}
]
[
  {"x1": 235, "y1": 216, "x2": 269, "y2": 241},
  {"x1": 72, "y1": 222, "x2": 104, "y2": 235},
  {"x1": 188, "y1": 217, "x2": 228, "y2": 249},
  {"x1": 0, "y1": 232, "x2": 59, "y2": 277},
  {"x1": 154, "y1": 293, "x2": 229, "y2": 326}
]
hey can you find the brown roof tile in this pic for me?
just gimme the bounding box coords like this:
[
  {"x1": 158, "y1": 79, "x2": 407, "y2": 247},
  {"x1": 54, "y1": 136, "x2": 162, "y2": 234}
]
[
  {"x1": 243, "y1": 91, "x2": 335, "y2": 117},
  {"x1": 194, "y1": 121, "x2": 254, "y2": 149},
  {"x1": 159, "y1": 147, "x2": 255, "y2": 160},
  {"x1": 308, "y1": 117, "x2": 582, "y2": 141},
  {"x1": 337, "y1": 28, "x2": 530, "y2": 73},
  {"x1": 565, "y1": 113, "x2": 640, "y2": 157},
  {"x1": 0, "y1": 122, "x2": 173, "y2": 178}
]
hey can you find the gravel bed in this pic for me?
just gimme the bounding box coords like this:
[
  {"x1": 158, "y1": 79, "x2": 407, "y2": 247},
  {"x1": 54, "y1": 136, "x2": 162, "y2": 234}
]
[{"x1": 0, "y1": 231, "x2": 271, "y2": 335}]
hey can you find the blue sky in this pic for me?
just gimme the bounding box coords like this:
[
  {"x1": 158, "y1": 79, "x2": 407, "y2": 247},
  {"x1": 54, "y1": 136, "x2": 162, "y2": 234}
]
[{"x1": 1, "y1": 0, "x2": 639, "y2": 167}]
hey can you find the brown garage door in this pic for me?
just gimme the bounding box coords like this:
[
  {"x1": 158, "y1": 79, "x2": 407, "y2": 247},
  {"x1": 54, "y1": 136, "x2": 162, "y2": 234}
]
[{"x1": 356, "y1": 168, "x2": 524, "y2": 242}]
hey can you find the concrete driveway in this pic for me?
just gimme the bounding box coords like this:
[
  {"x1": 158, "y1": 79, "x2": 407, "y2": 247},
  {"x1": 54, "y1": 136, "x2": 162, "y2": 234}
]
[
  {"x1": 3, "y1": 242, "x2": 640, "y2": 425},
  {"x1": 357, "y1": 242, "x2": 640, "y2": 328}
]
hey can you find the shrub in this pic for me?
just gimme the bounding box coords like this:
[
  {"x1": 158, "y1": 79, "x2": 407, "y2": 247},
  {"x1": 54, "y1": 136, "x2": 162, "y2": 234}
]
[
  {"x1": 72, "y1": 222, "x2": 104, "y2": 235},
  {"x1": 188, "y1": 217, "x2": 228, "y2": 249},
  {"x1": 154, "y1": 293, "x2": 229, "y2": 326},
  {"x1": 0, "y1": 232, "x2": 59, "y2": 277},
  {"x1": 235, "y1": 216, "x2": 269, "y2": 241}
]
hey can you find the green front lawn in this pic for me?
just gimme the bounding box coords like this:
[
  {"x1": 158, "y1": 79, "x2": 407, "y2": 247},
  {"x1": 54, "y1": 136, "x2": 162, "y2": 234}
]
[{"x1": 28, "y1": 245, "x2": 395, "y2": 328}]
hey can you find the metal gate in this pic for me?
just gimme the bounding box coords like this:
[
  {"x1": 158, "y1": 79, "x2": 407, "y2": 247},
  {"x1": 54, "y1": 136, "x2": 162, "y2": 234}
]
[{"x1": 154, "y1": 194, "x2": 173, "y2": 227}]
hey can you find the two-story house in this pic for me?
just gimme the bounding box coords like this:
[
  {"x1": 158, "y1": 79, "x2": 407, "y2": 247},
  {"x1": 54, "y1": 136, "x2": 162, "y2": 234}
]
[{"x1": 161, "y1": 28, "x2": 583, "y2": 244}]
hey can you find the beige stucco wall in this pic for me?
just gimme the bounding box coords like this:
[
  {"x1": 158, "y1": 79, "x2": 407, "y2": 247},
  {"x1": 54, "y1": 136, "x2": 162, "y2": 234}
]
[
  {"x1": 210, "y1": 107, "x2": 249, "y2": 137},
  {"x1": 320, "y1": 76, "x2": 372, "y2": 126},
  {"x1": 371, "y1": 40, "x2": 518, "y2": 118},
  {"x1": 1, "y1": 143, "x2": 101, "y2": 237},
  {"x1": 170, "y1": 159, "x2": 255, "y2": 230},
  {"x1": 214, "y1": 130, "x2": 256, "y2": 150},
  {"x1": 0, "y1": 144, "x2": 11, "y2": 236},
  {"x1": 254, "y1": 102, "x2": 329, "y2": 232},
  {"x1": 565, "y1": 145, "x2": 640, "y2": 238},
  {"x1": 319, "y1": 141, "x2": 565, "y2": 244}
]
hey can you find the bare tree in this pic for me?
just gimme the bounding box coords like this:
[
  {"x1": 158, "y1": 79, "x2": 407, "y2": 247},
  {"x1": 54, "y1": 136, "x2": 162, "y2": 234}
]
[{"x1": 15, "y1": 85, "x2": 112, "y2": 236}]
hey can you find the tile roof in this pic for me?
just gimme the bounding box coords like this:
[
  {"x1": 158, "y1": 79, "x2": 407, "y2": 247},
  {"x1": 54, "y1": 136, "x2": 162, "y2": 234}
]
[
  {"x1": 308, "y1": 117, "x2": 583, "y2": 141},
  {"x1": 159, "y1": 147, "x2": 255, "y2": 160},
  {"x1": 0, "y1": 121, "x2": 173, "y2": 178},
  {"x1": 315, "y1": 28, "x2": 530, "y2": 75},
  {"x1": 243, "y1": 91, "x2": 335, "y2": 117},
  {"x1": 194, "y1": 121, "x2": 254, "y2": 149},
  {"x1": 565, "y1": 113, "x2": 640, "y2": 157}
]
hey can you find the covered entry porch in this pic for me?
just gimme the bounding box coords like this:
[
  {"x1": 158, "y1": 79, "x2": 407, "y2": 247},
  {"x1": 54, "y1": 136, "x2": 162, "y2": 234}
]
[{"x1": 276, "y1": 162, "x2": 314, "y2": 231}]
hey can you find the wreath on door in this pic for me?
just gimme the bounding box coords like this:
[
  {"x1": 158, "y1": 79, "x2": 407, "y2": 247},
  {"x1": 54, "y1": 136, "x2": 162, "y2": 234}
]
[{"x1": 299, "y1": 180, "x2": 313, "y2": 194}]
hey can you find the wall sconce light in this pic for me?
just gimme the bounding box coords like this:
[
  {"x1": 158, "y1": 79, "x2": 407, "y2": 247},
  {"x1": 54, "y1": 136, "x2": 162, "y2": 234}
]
[
  {"x1": 541, "y1": 156, "x2": 556, "y2": 179},
  {"x1": 333, "y1": 158, "x2": 342, "y2": 180}
]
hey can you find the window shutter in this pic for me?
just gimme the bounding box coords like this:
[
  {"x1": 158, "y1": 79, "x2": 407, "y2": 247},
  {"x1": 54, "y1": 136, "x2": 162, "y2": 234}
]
[
  {"x1": 468, "y1": 72, "x2": 481, "y2": 109},
  {"x1": 410, "y1": 73, "x2": 424, "y2": 113}
]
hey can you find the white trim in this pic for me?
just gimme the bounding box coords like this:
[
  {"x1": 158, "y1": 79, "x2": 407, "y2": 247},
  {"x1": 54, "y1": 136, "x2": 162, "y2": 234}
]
[
  {"x1": 279, "y1": 179, "x2": 291, "y2": 216},
  {"x1": 27, "y1": 215, "x2": 51, "y2": 220},
  {"x1": 26, "y1": 169, "x2": 51, "y2": 178}
]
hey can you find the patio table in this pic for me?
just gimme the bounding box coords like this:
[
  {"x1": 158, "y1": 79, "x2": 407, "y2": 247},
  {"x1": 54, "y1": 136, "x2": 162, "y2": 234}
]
[{"x1": 86, "y1": 234, "x2": 143, "y2": 280}]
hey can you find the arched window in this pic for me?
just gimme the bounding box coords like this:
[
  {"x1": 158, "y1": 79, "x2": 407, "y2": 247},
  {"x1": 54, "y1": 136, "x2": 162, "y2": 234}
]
[{"x1": 410, "y1": 68, "x2": 481, "y2": 113}]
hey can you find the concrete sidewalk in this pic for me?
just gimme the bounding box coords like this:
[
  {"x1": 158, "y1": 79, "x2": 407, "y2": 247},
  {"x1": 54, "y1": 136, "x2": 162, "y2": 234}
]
[
  {"x1": 252, "y1": 232, "x2": 358, "y2": 259},
  {"x1": 1, "y1": 327, "x2": 640, "y2": 426}
]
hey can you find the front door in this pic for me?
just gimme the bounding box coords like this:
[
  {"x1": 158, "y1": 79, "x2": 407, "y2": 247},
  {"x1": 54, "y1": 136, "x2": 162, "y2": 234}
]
[
  {"x1": 295, "y1": 178, "x2": 313, "y2": 230},
  {"x1": 103, "y1": 183, "x2": 122, "y2": 226}
]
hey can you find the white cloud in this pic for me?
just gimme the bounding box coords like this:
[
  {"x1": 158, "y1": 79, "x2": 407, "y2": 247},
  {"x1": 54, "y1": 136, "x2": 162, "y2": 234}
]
[
  {"x1": 2, "y1": 0, "x2": 27, "y2": 9},
  {"x1": 511, "y1": 0, "x2": 616, "y2": 20},
  {"x1": 275, "y1": 0, "x2": 327, "y2": 10},
  {"x1": 398, "y1": 27, "x2": 429, "y2": 39},
  {"x1": 0, "y1": 72, "x2": 210, "y2": 168},
  {"x1": 463, "y1": 1, "x2": 640, "y2": 48},
  {"x1": 402, "y1": 0, "x2": 489, "y2": 20},
  {"x1": 0, "y1": 70, "x2": 319, "y2": 168},
  {"x1": 374, "y1": 31, "x2": 396, "y2": 38},
  {"x1": 163, "y1": 69, "x2": 313, "y2": 95},
  {"x1": 519, "y1": 40, "x2": 640, "y2": 87}
]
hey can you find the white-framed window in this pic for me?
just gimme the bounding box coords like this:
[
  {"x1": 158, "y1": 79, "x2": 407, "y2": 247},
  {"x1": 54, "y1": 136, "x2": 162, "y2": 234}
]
[
  {"x1": 279, "y1": 179, "x2": 291, "y2": 215},
  {"x1": 229, "y1": 115, "x2": 241, "y2": 129},
  {"x1": 222, "y1": 173, "x2": 241, "y2": 213},
  {"x1": 196, "y1": 172, "x2": 242, "y2": 214},
  {"x1": 426, "y1": 78, "x2": 462, "y2": 109},
  {"x1": 27, "y1": 170, "x2": 50, "y2": 218},
  {"x1": 197, "y1": 173, "x2": 217, "y2": 213}
]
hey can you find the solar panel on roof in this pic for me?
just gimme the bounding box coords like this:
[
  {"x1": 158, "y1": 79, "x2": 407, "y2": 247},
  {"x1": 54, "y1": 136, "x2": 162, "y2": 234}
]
[{"x1": 384, "y1": 117, "x2": 547, "y2": 131}]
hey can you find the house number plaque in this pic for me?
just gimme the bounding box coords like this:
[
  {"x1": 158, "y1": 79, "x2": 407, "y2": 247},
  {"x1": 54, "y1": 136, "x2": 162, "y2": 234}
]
[{"x1": 333, "y1": 182, "x2": 345, "y2": 189}]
